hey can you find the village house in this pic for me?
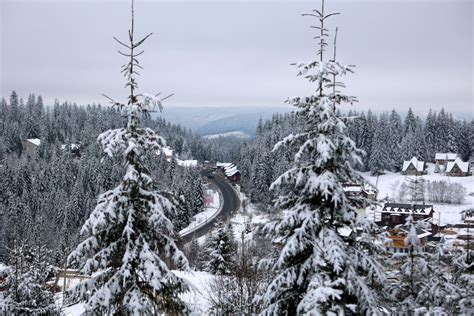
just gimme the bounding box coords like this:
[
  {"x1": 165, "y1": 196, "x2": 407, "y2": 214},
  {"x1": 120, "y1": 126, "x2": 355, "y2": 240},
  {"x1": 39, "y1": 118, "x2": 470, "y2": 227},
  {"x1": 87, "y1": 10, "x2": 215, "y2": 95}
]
[
  {"x1": 401, "y1": 157, "x2": 426, "y2": 176},
  {"x1": 435, "y1": 152, "x2": 457, "y2": 167},
  {"x1": 224, "y1": 165, "x2": 241, "y2": 182},
  {"x1": 343, "y1": 183, "x2": 378, "y2": 207},
  {"x1": 216, "y1": 162, "x2": 233, "y2": 172},
  {"x1": 445, "y1": 158, "x2": 471, "y2": 177},
  {"x1": 377, "y1": 203, "x2": 437, "y2": 233},
  {"x1": 22, "y1": 138, "x2": 41, "y2": 155},
  {"x1": 386, "y1": 226, "x2": 432, "y2": 253},
  {"x1": 216, "y1": 162, "x2": 241, "y2": 182}
]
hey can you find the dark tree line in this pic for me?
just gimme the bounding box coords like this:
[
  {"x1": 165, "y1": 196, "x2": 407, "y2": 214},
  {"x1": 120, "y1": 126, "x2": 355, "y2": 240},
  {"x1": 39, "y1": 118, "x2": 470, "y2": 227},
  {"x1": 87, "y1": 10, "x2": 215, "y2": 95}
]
[
  {"x1": 229, "y1": 108, "x2": 473, "y2": 206},
  {"x1": 0, "y1": 91, "x2": 206, "y2": 264}
]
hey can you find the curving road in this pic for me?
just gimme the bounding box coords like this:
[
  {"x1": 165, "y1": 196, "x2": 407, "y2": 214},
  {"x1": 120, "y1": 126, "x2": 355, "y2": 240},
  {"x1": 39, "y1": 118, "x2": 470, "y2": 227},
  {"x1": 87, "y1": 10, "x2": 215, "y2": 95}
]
[{"x1": 180, "y1": 171, "x2": 240, "y2": 244}]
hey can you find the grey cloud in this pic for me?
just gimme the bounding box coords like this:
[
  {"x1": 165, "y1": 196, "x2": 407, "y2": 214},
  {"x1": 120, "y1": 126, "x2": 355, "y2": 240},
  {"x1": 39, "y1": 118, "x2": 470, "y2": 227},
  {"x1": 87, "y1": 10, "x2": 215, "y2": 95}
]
[{"x1": 1, "y1": 0, "x2": 472, "y2": 112}]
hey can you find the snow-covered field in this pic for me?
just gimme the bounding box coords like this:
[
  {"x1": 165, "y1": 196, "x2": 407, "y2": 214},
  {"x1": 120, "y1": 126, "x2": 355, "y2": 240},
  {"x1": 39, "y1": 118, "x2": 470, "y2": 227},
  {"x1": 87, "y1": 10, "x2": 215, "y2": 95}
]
[{"x1": 361, "y1": 164, "x2": 474, "y2": 225}]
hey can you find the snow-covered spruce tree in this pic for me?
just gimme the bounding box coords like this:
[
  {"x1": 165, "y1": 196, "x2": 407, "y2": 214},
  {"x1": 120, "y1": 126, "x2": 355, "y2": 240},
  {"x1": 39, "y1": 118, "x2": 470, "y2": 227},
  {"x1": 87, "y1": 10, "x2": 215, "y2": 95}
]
[
  {"x1": 67, "y1": 2, "x2": 189, "y2": 314},
  {"x1": 260, "y1": 2, "x2": 388, "y2": 314},
  {"x1": 390, "y1": 216, "x2": 463, "y2": 314},
  {"x1": 369, "y1": 114, "x2": 391, "y2": 175},
  {"x1": 2, "y1": 240, "x2": 60, "y2": 314},
  {"x1": 204, "y1": 222, "x2": 237, "y2": 275}
]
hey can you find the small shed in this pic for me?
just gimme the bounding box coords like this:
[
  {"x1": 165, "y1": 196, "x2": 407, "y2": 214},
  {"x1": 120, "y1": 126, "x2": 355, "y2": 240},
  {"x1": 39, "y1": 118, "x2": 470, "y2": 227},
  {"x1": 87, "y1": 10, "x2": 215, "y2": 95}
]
[
  {"x1": 461, "y1": 209, "x2": 474, "y2": 224},
  {"x1": 22, "y1": 138, "x2": 41, "y2": 155},
  {"x1": 446, "y1": 158, "x2": 471, "y2": 177},
  {"x1": 401, "y1": 157, "x2": 426, "y2": 176}
]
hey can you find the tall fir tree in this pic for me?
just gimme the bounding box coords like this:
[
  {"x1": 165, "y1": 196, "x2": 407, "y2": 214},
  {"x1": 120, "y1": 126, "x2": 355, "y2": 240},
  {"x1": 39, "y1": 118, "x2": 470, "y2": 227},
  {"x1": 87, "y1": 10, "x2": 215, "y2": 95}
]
[
  {"x1": 403, "y1": 107, "x2": 418, "y2": 137},
  {"x1": 67, "y1": 2, "x2": 189, "y2": 314},
  {"x1": 424, "y1": 109, "x2": 437, "y2": 161},
  {"x1": 204, "y1": 222, "x2": 237, "y2": 275},
  {"x1": 387, "y1": 109, "x2": 403, "y2": 171},
  {"x1": 369, "y1": 115, "x2": 391, "y2": 175},
  {"x1": 391, "y1": 216, "x2": 466, "y2": 314},
  {"x1": 260, "y1": 2, "x2": 387, "y2": 314}
]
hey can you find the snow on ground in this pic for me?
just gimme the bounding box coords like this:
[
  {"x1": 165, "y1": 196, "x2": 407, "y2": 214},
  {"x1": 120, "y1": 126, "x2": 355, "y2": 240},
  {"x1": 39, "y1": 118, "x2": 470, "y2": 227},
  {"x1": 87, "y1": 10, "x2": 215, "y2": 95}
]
[
  {"x1": 229, "y1": 193, "x2": 269, "y2": 242},
  {"x1": 0, "y1": 262, "x2": 10, "y2": 274},
  {"x1": 202, "y1": 131, "x2": 250, "y2": 140},
  {"x1": 63, "y1": 297, "x2": 85, "y2": 316},
  {"x1": 173, "y1": 270, "x2": 214, "y2": 314},
  {"x1": 360, "y1": 164, "x2": 474, "y2": 226},
  {"x1": 179, "y1": 190, "x2": 221, "y2": 236},
  {"x1": 61, "y1": 270, "x2": 215, "y2": 315}
]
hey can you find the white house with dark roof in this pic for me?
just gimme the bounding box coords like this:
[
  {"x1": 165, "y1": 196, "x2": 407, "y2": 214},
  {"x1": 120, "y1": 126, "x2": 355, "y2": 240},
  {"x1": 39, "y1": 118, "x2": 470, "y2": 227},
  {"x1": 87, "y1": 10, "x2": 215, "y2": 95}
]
[
  {"x1": 401, "y1": 157, "x2": 426, "y2": 176},
  {"x1": 446, "y1": 158, "x2": 471, "y2": 177}
]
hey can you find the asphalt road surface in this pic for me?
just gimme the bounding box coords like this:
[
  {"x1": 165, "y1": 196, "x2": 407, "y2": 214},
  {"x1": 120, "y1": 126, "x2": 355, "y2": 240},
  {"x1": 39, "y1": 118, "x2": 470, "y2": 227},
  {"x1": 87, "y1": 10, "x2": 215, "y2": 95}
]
[{"x1": 180, "y1": 171, "x2": 240, "y2": 244}]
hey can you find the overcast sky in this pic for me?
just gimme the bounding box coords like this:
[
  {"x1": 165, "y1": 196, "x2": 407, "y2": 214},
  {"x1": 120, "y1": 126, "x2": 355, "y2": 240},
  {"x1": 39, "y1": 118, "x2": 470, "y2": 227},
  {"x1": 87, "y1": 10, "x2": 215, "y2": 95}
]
[{"x1": 1, "y1": 0, "x2": 473, "y2": 113}]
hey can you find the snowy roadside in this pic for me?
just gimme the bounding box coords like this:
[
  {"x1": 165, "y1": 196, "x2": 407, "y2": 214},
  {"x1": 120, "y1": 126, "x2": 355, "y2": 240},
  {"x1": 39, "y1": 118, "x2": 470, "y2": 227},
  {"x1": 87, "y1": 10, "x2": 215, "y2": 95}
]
[{"x1": 179, "y1": 190, "x2": 222, "y2": 237}]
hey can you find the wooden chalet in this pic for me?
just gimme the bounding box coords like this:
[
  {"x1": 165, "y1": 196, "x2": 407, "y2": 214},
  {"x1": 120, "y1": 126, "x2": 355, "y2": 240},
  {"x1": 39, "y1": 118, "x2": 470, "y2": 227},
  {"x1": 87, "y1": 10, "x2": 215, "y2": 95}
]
[
  {"x1": 386, "y1": 226, "x2": 431, "y2": 253},
  {"x1": 216, "y1": 162, "x2": 233, "y2": 172},
  {"x1": 217, "y1": 162, "x2": 241, "y2": 182},
  {"x1": 401, "y1": 157, "x2": 426, "y2": 176},
  {"x1": 225, "y1": 165, "x2": 241, "y2": 182},
  {"x1": 445, "y1": 158, "x2": 471, "y2": 177},
  {"x1": 377, "y1": 203, "x2": 437, "y2": 233}
]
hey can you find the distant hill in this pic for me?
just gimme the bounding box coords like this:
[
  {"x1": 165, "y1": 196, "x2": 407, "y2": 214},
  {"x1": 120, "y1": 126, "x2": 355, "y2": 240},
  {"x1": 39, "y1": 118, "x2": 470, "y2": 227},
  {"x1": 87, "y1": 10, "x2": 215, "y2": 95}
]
[
  {"x1": 202, "y1": 131, "x2": 251, "y2": 140},
  {"x1": 157, "y1": 106, "x2": 291, "y2": 136}
]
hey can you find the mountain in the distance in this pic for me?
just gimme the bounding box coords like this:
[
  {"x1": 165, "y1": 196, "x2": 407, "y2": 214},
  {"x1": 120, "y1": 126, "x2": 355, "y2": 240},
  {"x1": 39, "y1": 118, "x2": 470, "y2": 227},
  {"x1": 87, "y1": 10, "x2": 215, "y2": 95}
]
[{"x1": 157, "y1": 106, "x2": 291, "y2": 137}]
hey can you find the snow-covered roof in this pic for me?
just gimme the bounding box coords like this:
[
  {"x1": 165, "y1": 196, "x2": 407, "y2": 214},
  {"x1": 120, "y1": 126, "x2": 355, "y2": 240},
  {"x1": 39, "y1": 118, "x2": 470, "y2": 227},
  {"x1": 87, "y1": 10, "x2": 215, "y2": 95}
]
[
  {"x1": 71, "y1": 143, "x2": 81, "y2": 150},
  {"x1": 225, "y1": 169, "x2": 239, "y2": 176},
  {"x1": 177, "y1": 159, "x2": 198, "y2": 168},
  {"x1": 216, "y1": 162, "x2": 233, "y2": 168},
  {"x1": 446, "y1": 158, "x2": 469, "y2": 173},
  {"x1": 382, "y1": 203, "x2": 434, "y2": 216},
  {"x1": 461, "y1": 209, "x2": 474, "y2": 223},
  {"x1": 162, "y1": 147, "x2": 173, "y2": 157},
  {"x1": 343, "y1": 186, "x2": 362, "y2": 193},
  {"x1": 402, "y1": 157, "x2": 424, "y2": 172},
  {"x1": 397, "y1": 226, "x2": 432, "y2": 239},
  {"x1": 156, "y1": 146, "x2": 173, "y2": 158},
  {"x1": 435, "y1": 153, "x2": 457, "y2": 161},
  {"x1": 337, "y1": 226, "x2": 352, "y2": 237},
  {"x1": 224, "y1": 164, "x2": 237, "y2": 171},
  {"x1": 26, "y1": 138, "x2": 41, "y2": 146},
  {"x1": 225, "y1": 167, "x2": 240, "y2": 177}
]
